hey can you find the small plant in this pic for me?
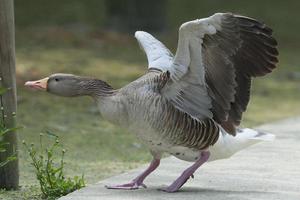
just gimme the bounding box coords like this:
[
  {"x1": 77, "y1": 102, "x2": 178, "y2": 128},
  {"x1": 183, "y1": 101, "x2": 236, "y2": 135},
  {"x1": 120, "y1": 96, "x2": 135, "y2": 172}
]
[
  {"x1": 23, "y1": 132, "x2": 85, "y2": 199},
  {"x1": 0, "y1": 125, "x2": 17, "y2": 167},
  {"x1": 0, "y1": 87, "x2": 17, "y2": 167}
]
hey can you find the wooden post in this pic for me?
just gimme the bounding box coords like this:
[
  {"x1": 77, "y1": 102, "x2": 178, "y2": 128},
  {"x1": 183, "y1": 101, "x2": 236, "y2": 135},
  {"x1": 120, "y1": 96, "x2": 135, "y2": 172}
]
[{"x1": 0, "y1": 0, "x2": 19, "y2": 189}]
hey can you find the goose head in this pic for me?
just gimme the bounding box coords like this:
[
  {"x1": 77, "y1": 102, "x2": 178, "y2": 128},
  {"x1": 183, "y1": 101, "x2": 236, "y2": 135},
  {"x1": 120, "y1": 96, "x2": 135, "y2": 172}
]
[{"x1": 25, "y1": 73, "x2": 114, "y2": 97}]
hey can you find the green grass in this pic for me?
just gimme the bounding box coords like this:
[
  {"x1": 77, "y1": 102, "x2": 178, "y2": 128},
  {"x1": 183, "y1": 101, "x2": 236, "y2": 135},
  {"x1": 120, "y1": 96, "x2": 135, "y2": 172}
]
[{"x1": 2, "y1": 8, "x2": 300, "y2": 200}]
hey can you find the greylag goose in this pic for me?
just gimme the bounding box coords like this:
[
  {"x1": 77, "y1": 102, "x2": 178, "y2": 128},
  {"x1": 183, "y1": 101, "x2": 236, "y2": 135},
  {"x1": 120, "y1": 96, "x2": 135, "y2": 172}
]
[{"x1": 25, "y1": 13, "x2": 278, "y2": 192}]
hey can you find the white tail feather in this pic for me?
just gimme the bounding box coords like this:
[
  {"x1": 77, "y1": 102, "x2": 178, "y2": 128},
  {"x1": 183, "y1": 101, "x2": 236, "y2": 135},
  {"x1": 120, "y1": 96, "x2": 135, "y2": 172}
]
[
  {"x1": 208, "y1": 128, "x2": 275, "y2": 162},
  {"x1": 249, "y1": 129, "x2": 275, "y2": 141}
]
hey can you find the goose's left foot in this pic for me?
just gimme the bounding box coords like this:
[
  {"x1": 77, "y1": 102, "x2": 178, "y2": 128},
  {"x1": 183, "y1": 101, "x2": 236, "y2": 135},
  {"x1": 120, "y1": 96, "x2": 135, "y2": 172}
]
[
  {"x1": 161, "y1": 151, "x2": 210, "y2": 193},
  {"x1": 105, "y1": 158, "x2": 160, "y2": 190},
  {"x1": 105, "y1": 181, "x2": 147, "y2": 190}
]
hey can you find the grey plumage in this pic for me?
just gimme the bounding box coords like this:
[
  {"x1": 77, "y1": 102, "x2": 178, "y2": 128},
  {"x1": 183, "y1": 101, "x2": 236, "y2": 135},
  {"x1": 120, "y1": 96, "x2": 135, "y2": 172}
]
[
  {"x1": 123, "y1": 70, "x2": 219, "y2": 150},
  {"x1": 47, "y1": 73, "x2": 115, "y2": 97}
]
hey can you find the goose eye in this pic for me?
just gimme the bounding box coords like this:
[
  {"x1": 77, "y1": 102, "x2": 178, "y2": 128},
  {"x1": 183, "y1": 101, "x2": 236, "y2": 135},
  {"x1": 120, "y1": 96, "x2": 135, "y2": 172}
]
[{"x1": 55, "y1": 78, "x2": 59, "y2": 82}]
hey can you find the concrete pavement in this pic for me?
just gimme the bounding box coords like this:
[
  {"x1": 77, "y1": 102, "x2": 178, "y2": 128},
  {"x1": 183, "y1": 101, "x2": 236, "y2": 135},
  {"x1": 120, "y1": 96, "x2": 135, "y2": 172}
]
[{"x1": 60, "y1": 117, "x2": 300, "y2": 200}]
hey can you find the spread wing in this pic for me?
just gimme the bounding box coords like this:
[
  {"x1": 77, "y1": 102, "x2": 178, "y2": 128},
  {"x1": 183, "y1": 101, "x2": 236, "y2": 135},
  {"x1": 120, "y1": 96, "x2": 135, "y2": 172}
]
[
  {"x1": 202, "y1": 13, "x2": 278, "y2": 133},
  {"x1": 135, "y1": 13, "x2": 278, "y2": 135}
]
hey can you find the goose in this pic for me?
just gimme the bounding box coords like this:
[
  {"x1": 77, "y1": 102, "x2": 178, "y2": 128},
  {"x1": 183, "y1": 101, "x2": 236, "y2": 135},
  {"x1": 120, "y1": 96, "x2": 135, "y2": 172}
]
[{"x1": 25, "y1": 13, "x2": 278, "y2": 192}]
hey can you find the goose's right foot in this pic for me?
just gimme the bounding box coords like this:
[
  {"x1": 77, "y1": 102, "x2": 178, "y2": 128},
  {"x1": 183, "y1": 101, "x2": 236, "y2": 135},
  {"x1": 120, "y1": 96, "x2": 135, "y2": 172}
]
[{"x1": 161, "y1": 151, "x2": 210, "y2": 193}]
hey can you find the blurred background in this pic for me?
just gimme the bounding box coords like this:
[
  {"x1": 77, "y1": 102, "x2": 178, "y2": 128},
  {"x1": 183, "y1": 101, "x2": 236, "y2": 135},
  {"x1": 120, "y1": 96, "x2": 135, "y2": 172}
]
[{"x1": 6, "y1": 0, "x2": 300, "y2": 198}]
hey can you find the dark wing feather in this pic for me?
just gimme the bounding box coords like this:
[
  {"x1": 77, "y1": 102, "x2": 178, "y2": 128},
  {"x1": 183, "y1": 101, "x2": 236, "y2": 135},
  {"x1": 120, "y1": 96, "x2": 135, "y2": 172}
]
[{"x1": 203, "y1": 13, "x2": 278, "y2": 135}]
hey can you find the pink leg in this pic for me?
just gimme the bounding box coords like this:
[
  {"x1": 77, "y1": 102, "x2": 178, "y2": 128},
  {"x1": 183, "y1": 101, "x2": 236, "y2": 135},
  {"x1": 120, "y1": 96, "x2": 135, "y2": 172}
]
[
  {"x1": 105, "y1": 158, "x2": 160, "y2": 190},
  {"x1": 162, "y1": 151, "x2": 210, "y2": 193}
]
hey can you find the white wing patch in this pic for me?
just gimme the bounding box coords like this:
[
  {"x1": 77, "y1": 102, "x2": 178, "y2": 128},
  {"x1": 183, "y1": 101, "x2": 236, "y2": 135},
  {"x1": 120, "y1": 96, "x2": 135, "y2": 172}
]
[{"x1": 135, "y1": 31, "x2": 174, "y2": 71}]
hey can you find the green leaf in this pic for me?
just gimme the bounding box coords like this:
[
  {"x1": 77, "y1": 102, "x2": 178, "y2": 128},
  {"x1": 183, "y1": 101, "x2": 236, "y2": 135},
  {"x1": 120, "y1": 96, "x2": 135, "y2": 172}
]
[
  {"x1": 0, "y1": 142, "x2": 9, "y2": 146},
  {"x1": 0, "y1": 160, "x2": 10, "y2": 167},
  {"x1": 0, "y1": 87, "x2": 7, "y2": 95},
  {"x1": 0, "y1": 155, "x2": 16, "y2": 167},
  {"x1": 1, "y1": 127, "x2": 22, "y2": 135}
]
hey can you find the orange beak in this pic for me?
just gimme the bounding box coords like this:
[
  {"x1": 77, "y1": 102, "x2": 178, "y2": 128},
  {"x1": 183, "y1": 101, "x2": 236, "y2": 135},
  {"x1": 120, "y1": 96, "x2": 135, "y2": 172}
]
[{"x1": 24, "y1": 77, "x2": 49, "y2": 90}]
